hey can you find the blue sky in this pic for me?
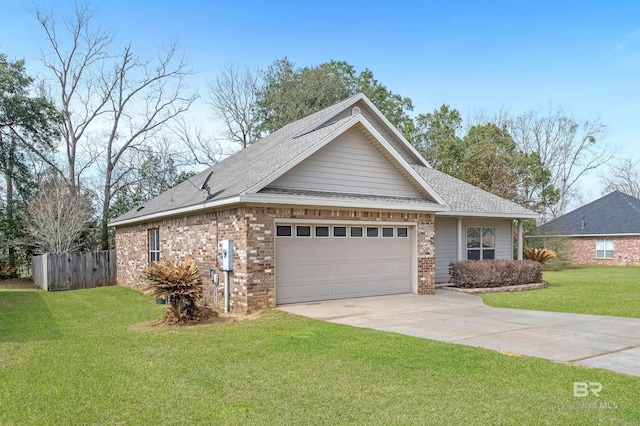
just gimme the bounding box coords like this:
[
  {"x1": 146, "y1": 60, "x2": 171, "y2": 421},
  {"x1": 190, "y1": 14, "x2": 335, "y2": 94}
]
[{"x1": 2, "y1": 0, "x2": 639, "y2": 199}]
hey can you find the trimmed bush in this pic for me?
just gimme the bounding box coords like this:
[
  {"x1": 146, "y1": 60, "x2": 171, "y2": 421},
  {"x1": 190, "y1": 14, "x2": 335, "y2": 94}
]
[
  {"x1": 143, "y1": 259, "x2": 216, "y2": 324},
  {"x1": 449, "y1": 260, "x2": 542, "y2": 288}
]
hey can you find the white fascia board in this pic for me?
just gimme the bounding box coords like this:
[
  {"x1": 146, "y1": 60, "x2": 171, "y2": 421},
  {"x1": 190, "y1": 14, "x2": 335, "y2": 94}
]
[
  {"x1": 533, "y1": 233, "x2": 640, "y2": 238},
  {"x1": 240, "y1": 193, "x2": 449, "y2": 212},
  {"x1": 355, "y1": 117, "x2": 448, "y2": 207},
  {"x1": 358, "y1": 95, "x2": 431, "y2": 168},
  {"x1": 292, "y1": 93, "x2": 364, "y2": 138},
  {"x1": 437, "y1": 210, "x2": 540, "y2": 219},
  {"x1": 108, "y1": 196, "x2": 242, "y2": 227}
]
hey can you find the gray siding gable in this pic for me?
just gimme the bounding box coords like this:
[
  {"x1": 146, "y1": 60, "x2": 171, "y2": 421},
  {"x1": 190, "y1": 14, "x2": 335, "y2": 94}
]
[{"x1": 266, "y1": 127, "x2": 424, "y2": 198}]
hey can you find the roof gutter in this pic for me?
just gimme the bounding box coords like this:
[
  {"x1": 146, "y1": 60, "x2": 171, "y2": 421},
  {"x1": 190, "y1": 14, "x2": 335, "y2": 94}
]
[
  {"x1": 108, "y1": 196, "x2": 242, "y2": 227},
  {"x1": 437, "y1": 210, "x2": 540, "y2": 219},
  {"x1": 108, "y1": 191, "x2": 452, "y2": 228}
]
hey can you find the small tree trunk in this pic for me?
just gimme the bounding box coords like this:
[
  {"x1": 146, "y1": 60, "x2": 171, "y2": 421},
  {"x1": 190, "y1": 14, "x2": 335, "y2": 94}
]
[{"x1": 6, "y1": 137, "x2": 16, "y2": 268}]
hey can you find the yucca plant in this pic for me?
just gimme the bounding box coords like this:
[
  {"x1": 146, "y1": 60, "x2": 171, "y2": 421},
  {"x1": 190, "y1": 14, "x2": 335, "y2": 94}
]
[
  {"x1": 523, "y1": 247, "x2": 557, "y2": 265},
  {"x1": 143, "y1": 259, "x2": 216, "y2": 324}
]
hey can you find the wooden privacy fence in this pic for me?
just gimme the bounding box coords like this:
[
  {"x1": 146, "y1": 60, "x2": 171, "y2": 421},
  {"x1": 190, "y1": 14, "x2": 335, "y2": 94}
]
[{"x1": 32, "y1": 250, "x2": 117, "y2": 291}]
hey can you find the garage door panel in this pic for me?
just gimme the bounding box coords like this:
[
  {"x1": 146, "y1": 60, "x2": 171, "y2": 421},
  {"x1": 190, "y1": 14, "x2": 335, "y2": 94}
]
[{"x1": 276, "y1": 224, "x2": 412, "y2": 304}]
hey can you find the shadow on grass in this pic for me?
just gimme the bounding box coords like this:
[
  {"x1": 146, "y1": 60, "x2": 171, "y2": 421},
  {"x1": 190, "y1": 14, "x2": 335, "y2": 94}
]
[{"x1": 0, "y1": 291, "x2": 61, "y2": 342}]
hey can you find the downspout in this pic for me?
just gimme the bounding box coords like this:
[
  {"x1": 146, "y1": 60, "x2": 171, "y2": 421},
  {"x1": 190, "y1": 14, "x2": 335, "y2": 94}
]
[{"x1": 457, "y1": 217, "x2": 464, "y2": 261}]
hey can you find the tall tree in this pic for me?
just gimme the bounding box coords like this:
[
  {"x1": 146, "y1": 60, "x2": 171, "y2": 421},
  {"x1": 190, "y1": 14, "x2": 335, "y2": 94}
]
[
  {"x1": 412, "y1": 104, "x2": 464, "y2": 173},
  {"x1": 0, "y1": 53, "x2": 61, "y2": 267},
  {"x1": 36, "y1": 4, "x2": 112, "y2": 190},
  {"x1": 256, "y1": 58, "x2": 414, "y2": 139},
  {"x1": 458, "y1": 124, "x2": 559, "y2": 209},
  {"x1": 109, "y1": 151, "x2": 188, "y2": 219},
  {"x1": 208, "y1": 64, "x2": 259, "y2": 149},
  {"x1": 498, "y1": 105, "x2": 610, "y2": 218},
  {"x1": 411, "y1": 105, "x2": 558, "y2": 212},
  {"x1": 37, "y1": 4, "x2": 196, "y2": 250},
  {"x1": 601, "y1": 158, "x2": 640, "y2": 198},
  {"x1": 459, "y1": 124, "x2": 520, "y2": 200}
]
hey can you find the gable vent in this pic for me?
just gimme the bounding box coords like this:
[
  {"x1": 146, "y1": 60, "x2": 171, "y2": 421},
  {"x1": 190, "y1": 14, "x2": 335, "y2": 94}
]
[{"x1": 351, "y1": 106, "x2": 361, "y2": 116}]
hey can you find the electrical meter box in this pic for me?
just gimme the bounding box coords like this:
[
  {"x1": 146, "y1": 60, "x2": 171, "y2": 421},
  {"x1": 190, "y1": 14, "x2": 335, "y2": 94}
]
[{"x1": 221, "y1": 239, "x2": 234, "y2": 271}]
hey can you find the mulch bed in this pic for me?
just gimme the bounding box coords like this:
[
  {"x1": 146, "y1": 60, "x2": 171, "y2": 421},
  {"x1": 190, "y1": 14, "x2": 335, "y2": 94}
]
[
  {"x1": 0, "y1": 278, "x2": 40, "y2": 291},
  {"x1": 442, "y1": 282, "x2": 548, "y2": 294}
]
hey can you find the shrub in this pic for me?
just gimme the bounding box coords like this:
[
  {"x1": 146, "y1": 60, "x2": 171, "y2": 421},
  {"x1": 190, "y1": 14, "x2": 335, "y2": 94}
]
[
  {"x1": 0, "y1": 264, "x2": 18, "y2": 279},
  {"x1": 143, "y1": 259, "x2": 216, "y2": 324},
  {"x1": 449, "y1": 260, "x2": 542, "y2": 288},
  {"x1": 525, "y1": 236, "x2": 573, "y2": 270},
  {"x1": 523, "y1": 247, "x2": 556, "y2": 264}
]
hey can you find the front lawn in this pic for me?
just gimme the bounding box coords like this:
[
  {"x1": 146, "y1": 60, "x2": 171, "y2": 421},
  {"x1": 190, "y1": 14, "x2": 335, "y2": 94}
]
[
  {"x1": 481, "y1": 266, "x2": 640, "y2": 318},
  {"x1": 1, "y1": 284, "x2": 639, "y2": 425}
]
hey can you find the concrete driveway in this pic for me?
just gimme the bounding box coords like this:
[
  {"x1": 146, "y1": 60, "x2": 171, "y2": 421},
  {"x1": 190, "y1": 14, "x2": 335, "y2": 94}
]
[{"x1": 279, "y1": 290, "x2": 640, "y2": 377}]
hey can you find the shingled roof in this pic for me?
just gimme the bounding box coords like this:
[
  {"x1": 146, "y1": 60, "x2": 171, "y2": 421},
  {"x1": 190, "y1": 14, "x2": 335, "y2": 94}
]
[
  {"x1": 411, "y1": 165, "x2": 537, "y2": 217},
  {"x1": 110, "y1": 93, "x2": 538, "y2": 226},
  {"x1": 537, "y1": 191, "x2": 640, "y2": 235}
]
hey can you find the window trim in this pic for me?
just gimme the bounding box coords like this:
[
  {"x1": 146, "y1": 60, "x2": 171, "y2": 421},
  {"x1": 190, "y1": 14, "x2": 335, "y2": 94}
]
[
  {"x1": 148, "y1": 228, "x2": 160, "y2": 263},
  {"x1": 350, "y1": 226, "x2": 364, "y2": 238},
  {"x1": 315, "y1": 226, "x2": 330, "y2": 238},
  {"x1": 276, "y1": 225, "x2": 293, "y2": 237},
  {"x1": 333, "y1": 226, "x2": 347, "y2": 238},
  {"x1": 595, "y1": 238, "x2": 614, "y2": 259},
  {"x1": 295, "y1": 225, "x2": 312, "y2": 238},
  {"x1": 466, "y1": 226, "x2": 496, "y2": 260}
]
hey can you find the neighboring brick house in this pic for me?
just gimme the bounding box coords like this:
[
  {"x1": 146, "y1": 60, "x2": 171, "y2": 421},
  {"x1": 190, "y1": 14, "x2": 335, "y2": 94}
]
[
  {"x1": 110, "y1": 93, "x2": 537, "y2": 311},
  {"x1": 537, "y1": 191, "x2": 640, "y2": 266}
]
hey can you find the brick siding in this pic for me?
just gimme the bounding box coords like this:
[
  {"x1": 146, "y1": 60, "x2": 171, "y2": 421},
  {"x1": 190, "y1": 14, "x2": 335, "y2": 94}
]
[
  {"x1": 568, "y1": 236, "x2": 640, "y2": 266},
  {"x1": 115, "y1": 205, "x2": 436, "y2": 311}
]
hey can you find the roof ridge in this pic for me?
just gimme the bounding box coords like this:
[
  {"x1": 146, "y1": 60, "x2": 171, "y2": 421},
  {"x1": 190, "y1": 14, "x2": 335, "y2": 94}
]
[{"x1": 620, "y1": 191, "x2": 640, "y2": 216}]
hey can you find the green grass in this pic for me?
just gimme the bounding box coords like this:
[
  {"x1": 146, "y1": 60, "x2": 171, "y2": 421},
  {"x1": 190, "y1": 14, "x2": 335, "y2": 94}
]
[
  {"x1": 481, "y1": 266, "x2": 640, "y2": 318},
  {"x1": 1, "y1": 285, "x2": 639, "y2": 425}
]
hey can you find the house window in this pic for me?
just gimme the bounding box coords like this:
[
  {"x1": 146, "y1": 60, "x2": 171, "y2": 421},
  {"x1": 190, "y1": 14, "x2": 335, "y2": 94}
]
[
  {"x1": 397, "y1": 227, "x2": 408, "y2": 238},
  {"x1": 596, "y1": 239, "x2": 614, "y2": 259},
  {"x1": 315, "y1": 226, "x2": 330, "y2": 237},
  {"x1": 333, "y1": 226, "x2": 347, "y2": 237},
  {"x1": 276, "y1": 225, "x2": 292, "y2": 237},
  {"x1": 296, "y1": 225, "x2": 311, "y2": 237},
  {"x1": 366, "y1": 227, "x2": 379, "y2": 238},
  {"x1": 350, "y1": 226, "x2": 363, "y2": 237},
  {"x1": 466, "y1": 227, "x2": 495, "y2": 260},
  {"x1": 382, "y1": 227, "x2": 394, "y2": 238},
  {"x1": 148, "y1": 228, "x2": 160, "y2": 263}
]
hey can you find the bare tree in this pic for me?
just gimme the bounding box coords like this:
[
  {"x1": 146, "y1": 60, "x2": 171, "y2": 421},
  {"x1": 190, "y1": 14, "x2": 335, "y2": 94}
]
[
  {"x1": 475, "y1": 104, "x2": 611, "y2": 219},
  {"x1": 37, "y1": 4, "x2": 196, "y2": 250},
  {"x1": 209, "y1": 64, "x2": 259, "y2": 149},
  {"x1": 601, "y1": 158, "x2": 640, "y2": 198},
  {"x1": 96, "y1": 43, "x2": 196, "y2": 249},
  {"x1": 36, "y1": 3, "x2": 113, "y2": 190},
  {"x1": 171, "y1": 118, "x2": 226, "y2": 167},
  {"x1": 26, "y1": 173, "x2": 92, "y2": 254}
]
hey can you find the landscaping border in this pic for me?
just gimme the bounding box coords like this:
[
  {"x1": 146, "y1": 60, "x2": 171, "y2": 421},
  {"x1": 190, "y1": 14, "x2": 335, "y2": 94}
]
[{"x1": 442, "y1": 282, "x2": 548, "y2": 294}]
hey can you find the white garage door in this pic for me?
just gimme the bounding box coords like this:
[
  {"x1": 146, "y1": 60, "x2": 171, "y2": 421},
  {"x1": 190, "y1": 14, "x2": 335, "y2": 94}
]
[{"x1": 275, "y1": 223, "x2": 413, "y2": 304}]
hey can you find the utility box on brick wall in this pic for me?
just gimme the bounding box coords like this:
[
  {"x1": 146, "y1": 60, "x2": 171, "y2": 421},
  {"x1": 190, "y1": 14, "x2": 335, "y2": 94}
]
[{"x1": 221, "y1": 239, "x2": 234, "y2": 271}]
